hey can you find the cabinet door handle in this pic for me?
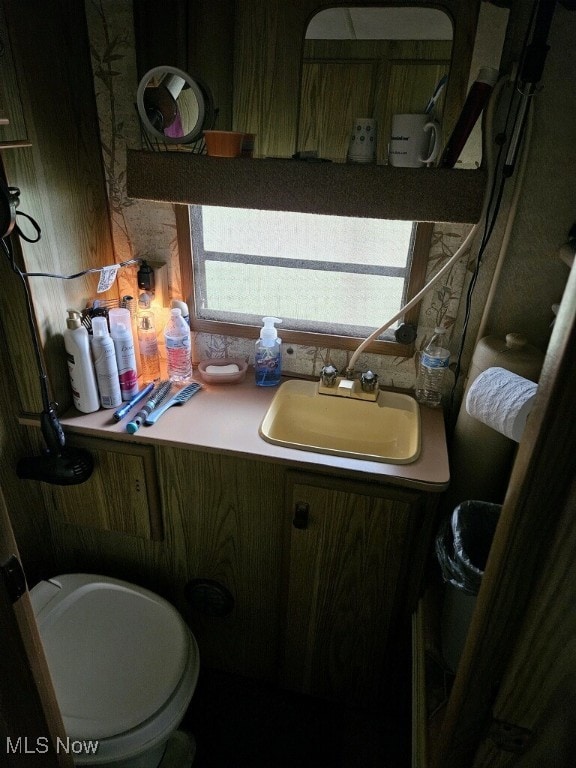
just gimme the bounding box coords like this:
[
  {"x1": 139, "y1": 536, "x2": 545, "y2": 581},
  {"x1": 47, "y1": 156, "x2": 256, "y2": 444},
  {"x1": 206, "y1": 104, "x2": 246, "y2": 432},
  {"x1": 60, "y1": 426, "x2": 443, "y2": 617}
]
[{"x1": 293, "y1": 501, "x2": 309, "y2": 529}]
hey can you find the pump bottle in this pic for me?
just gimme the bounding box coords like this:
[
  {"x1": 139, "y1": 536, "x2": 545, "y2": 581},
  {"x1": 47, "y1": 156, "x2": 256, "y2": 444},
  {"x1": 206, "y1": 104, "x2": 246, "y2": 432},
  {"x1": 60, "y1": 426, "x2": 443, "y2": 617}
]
[
  {"x1": 63, "y1": 309, "x2": 100, "y2": 413},
  {"x1": 255, "y1": 317, "x2": 282, "y2": 387}
]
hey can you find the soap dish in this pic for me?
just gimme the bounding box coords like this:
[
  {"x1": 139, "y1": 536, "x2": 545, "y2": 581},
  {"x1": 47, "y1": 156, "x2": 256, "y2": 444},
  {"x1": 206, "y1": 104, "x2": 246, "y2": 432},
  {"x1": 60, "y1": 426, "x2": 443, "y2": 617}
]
[{"x1": 197, "y1": 358, "x2": 248, "y2": 384}]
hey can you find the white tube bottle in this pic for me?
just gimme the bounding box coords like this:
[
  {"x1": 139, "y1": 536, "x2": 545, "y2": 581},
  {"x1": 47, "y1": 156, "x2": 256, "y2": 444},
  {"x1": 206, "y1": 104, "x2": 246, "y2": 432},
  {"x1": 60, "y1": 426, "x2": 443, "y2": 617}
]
[
  {"x1": 109, "y1": 307, "x2": 139, "y2": 400},
  {"x1": 90, "y1": 316, "x2": 122, "y2": 408},
  {"x1": 63, "y1": 309, "x2": 100, "y2": 413}
]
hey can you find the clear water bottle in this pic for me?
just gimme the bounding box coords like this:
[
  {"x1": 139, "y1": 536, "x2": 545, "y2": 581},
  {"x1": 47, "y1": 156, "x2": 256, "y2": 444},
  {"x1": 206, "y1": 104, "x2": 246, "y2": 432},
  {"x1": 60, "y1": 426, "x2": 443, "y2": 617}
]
[
  {"x1": 164, "y1": 307, "x2": 193, "y2": 383},
  {"x1": 416, "y1": 327, "x2": 450, "y2": 408}
]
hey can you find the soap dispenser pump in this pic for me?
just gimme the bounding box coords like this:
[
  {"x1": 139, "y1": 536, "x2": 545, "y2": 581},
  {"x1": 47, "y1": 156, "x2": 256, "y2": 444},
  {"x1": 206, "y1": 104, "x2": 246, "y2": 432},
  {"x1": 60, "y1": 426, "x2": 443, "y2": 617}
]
[{"x1": 255, "y1": 316, "x2": 282, "y2": 387}]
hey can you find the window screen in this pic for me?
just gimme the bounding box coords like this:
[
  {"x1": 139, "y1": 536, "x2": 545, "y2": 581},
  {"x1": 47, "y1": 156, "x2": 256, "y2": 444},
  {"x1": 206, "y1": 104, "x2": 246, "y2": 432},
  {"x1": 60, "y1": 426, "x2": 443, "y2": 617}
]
[{"x1": 190, "y1": 206, "x2": 416, "y2": 339}]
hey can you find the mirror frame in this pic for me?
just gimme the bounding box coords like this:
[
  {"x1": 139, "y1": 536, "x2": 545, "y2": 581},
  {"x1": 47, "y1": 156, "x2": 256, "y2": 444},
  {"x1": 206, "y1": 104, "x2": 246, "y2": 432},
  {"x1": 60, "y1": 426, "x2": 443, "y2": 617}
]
[{"x1": 136, "y1": 65, "x2": 215, "y2": 144}]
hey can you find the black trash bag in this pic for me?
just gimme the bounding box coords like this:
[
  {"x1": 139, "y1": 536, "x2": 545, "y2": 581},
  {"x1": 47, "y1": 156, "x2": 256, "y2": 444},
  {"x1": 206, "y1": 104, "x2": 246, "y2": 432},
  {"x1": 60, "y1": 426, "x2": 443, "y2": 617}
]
[{"x1": 436, "y1": 500, "x2": 502, "y2": 596}]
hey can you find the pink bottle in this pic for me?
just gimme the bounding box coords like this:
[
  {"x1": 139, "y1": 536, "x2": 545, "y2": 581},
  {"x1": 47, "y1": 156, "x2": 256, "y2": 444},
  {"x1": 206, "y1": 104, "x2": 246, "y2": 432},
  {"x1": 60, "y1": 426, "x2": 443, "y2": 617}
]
[{"x1": 109, "y1": 307, "x2": 139, "y2": 400}]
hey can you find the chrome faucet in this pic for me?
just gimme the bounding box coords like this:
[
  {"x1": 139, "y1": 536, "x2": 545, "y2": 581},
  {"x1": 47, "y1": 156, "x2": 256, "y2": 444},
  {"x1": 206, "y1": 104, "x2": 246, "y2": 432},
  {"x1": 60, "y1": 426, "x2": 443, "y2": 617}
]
[
  {"x1": 360, "y1": 370, "x2": 378, "y2": 393},
  {"x1": 319, "y1": 364, "x2": 339, "y2": 387},
  {"x1": 318, "y1": 366, "x2": 379, "y2": 401}
]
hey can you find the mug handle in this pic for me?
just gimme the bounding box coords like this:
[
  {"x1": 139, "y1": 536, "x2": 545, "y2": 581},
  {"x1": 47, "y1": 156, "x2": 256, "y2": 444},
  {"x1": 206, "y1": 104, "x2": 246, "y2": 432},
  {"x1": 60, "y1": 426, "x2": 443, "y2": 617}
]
[{"x1": 420, "y1": 121, "x2": 440, "y2": 165}]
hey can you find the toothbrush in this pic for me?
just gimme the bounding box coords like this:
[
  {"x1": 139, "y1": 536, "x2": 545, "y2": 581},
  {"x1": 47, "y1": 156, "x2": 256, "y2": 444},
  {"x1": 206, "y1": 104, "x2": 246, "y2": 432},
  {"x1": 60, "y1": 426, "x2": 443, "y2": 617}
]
[
  {"x1": 424, "y1": 74, "x2": 448, "y2": 115},
  {"x1": 144, "y1": 382, "x2": 202, "y2": 425},
  {"x1": 126, "y1": 380, "x2": 172, "y2": 434}
]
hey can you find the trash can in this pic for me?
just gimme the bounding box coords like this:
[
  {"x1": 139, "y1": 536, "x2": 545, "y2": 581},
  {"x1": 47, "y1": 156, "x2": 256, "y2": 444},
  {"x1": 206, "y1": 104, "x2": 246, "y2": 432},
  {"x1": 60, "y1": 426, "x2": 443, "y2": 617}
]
[{"x1": 436, "y1": 500, "x2": 501, "y2": 672}]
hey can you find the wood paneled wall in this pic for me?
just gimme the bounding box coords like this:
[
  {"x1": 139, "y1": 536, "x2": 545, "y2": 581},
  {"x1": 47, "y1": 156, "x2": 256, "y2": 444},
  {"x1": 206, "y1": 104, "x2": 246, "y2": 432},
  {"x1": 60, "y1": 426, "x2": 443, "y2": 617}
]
[
  {"x1": 0, "y1": 0, "x2": 115, "y2": 581},
  {"x1": 0, "y1": 0, "x2": 116, "y2": 415},
  {"x1": 299, "y1": 38, "x2": 451, "y2": 163}
]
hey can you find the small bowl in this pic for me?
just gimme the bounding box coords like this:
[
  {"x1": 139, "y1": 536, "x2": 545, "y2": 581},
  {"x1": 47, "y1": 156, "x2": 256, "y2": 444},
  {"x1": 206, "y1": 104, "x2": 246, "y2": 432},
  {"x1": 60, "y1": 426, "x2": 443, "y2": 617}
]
[
  {"x1": 204, "y1": 130, "x2": 244, "y2": 158},
  {"x1": 197, "y1": 358, "x2": 248, "y2": 384}
]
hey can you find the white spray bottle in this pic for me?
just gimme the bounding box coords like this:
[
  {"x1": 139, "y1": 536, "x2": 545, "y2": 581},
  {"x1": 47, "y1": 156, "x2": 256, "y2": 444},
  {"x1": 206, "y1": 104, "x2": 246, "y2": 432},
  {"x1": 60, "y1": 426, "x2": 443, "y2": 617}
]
[{"x1": 90, "y1": 316, "x2": 122, "y2": 408}]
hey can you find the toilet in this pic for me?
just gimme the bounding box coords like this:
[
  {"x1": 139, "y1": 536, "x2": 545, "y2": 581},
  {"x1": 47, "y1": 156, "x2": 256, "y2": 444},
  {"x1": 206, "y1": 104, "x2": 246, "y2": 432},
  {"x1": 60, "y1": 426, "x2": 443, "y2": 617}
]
[{"x1": 30, "y1": 573, "x2": 200, "y2": 768}]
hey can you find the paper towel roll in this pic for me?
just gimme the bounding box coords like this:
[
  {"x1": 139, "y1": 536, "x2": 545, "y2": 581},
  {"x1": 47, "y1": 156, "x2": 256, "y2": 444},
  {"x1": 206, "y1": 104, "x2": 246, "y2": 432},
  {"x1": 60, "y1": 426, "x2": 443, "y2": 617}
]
[{"x1": 466, "y1": 367, "x2": 537, "y2": 442}]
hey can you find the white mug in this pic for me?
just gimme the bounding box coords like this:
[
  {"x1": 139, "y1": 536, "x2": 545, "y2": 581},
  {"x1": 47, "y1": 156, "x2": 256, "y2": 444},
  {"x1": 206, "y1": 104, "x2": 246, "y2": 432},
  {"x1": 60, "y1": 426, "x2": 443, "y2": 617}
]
[
  {"x1": 347, "y1": 117, "x2": 377, "y2": 163},
  {"x1": 388, "y1": 113, "x2": 440, "y2": 168}
]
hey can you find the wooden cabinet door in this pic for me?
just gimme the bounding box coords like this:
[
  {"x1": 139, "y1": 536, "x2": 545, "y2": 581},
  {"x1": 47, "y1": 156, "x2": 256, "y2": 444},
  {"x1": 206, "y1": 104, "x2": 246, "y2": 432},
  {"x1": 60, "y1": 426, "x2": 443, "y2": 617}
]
[
  {"x1": 45, "y1": 435, "x2": 163, "y2": 541},
  {"x1": 282, "y1": 472, "x2": 424, "y2": 705},
  {"x1": 157, "y1": 448, "x2": 286, "y2": 682}
]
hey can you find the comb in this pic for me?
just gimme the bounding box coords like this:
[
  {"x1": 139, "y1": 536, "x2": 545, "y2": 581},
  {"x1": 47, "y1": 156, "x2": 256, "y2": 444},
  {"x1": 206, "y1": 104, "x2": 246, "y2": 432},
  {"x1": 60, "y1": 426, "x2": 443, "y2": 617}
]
[{"x1": 144, "y1": 382, "x2": 202, "y2": 425}]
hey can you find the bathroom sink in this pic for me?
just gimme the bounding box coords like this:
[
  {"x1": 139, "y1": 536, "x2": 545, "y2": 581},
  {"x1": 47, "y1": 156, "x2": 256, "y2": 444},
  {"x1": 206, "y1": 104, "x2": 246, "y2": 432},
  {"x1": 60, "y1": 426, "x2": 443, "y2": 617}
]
[{"x1": 259, "y1": 379, "x2": 421, "y2": 464}]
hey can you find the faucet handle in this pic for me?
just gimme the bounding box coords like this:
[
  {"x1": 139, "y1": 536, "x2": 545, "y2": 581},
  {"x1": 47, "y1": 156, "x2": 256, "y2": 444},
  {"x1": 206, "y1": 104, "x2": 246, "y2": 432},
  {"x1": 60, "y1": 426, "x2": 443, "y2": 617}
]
[
  {"x1": 320, "y1": 364, "x2": 339, "y2": 387},
  {"x1": 360, "y1": 370, "x2": 378, "y2": 393}
]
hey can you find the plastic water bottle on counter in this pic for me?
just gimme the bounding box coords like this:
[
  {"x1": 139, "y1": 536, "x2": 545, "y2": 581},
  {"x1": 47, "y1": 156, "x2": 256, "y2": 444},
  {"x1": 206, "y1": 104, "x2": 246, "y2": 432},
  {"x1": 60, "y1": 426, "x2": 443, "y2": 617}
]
[
  {"x1": 164, "y1": 307, "x2": 193, "y2": 383},
  {"x1": 416, "y1": 327, "x2": 450, "y2": 408}
]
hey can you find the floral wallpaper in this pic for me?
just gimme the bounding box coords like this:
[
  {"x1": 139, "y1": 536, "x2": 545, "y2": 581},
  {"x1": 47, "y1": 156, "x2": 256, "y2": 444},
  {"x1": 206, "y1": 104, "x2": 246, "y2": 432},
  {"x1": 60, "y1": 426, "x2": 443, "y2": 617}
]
[{"x1": 84, "y1": 0, "x2": 472, "y2": 390}]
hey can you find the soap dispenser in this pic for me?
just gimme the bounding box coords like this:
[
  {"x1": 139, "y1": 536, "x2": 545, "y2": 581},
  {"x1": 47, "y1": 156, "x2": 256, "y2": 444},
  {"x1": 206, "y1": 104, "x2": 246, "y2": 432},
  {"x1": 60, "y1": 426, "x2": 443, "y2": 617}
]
[{"x1": 255, "y1": 316, "x2": 282, "y2": 387}]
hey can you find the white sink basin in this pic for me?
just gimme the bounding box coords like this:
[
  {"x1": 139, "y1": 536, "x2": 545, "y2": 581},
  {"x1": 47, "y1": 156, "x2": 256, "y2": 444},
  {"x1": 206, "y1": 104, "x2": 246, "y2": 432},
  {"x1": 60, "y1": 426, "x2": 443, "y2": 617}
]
[{"x1": 259, "y1": 379, "x2": 421, "y2": 464}]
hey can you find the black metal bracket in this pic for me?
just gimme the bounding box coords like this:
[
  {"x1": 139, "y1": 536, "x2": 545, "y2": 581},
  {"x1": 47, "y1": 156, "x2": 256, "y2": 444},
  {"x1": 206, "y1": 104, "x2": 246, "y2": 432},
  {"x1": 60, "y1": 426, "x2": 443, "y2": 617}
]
[{"x1": 1, "y1": 555, "x2": 27, "y2": 603}]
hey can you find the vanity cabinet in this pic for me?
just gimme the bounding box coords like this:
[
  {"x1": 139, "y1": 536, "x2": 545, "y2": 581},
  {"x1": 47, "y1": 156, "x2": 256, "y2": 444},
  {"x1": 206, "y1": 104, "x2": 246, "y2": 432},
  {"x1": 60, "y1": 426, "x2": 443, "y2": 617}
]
[
  {"x1": 46, "y1": 430, "x2": 443, "y2": 705},
  {"x1": 282, "y1": 472, "x2": 430, "y2": 705}
]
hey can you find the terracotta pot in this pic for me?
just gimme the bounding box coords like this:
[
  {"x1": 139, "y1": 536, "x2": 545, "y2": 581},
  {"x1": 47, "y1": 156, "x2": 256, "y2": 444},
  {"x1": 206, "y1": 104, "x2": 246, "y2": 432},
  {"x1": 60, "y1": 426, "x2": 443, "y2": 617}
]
[{"x1": 204, "y1": 130, "x2": 244, "y2": 158}]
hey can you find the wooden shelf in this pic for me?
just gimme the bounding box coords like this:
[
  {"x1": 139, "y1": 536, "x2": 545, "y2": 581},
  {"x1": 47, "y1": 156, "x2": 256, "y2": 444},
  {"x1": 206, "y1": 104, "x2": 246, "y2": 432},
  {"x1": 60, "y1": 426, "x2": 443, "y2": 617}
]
[{"x1": 126, "y1": 149, "x2": 487, "y2": 223}]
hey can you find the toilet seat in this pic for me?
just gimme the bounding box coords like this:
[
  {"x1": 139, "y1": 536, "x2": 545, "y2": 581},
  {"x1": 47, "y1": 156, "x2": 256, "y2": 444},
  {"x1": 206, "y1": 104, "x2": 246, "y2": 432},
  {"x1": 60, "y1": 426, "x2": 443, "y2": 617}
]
[{"x1": 31, "y1": 574, "x2": 199, "y2": 765}]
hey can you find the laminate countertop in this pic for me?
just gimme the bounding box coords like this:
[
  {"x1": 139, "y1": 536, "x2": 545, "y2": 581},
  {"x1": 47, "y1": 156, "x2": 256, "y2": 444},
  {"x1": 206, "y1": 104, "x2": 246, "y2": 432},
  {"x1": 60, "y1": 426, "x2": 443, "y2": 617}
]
[{"x1": 59, "y1": 376, "x2": 450, "y2": 493}]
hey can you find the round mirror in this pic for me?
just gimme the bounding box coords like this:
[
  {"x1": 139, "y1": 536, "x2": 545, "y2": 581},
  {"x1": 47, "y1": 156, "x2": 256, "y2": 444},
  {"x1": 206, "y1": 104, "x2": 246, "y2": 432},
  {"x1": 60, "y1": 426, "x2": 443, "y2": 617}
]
[{"x1": 136, "y1": 65, "x2": 215, "y2": 144}]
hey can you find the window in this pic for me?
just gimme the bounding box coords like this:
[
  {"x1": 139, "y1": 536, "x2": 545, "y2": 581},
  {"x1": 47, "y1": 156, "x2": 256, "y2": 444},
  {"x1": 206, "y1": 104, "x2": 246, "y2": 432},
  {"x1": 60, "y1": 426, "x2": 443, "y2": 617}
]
[{"x1": 179, "y1": 205, "x2": 432, "y2": 353}]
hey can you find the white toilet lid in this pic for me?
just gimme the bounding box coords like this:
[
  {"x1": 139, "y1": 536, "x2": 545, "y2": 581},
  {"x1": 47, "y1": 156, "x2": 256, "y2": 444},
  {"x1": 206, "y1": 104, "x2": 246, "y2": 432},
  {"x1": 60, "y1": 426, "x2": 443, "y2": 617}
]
[{"x1": 32, "y1": 574, "x2": 192, "y2": 741}]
